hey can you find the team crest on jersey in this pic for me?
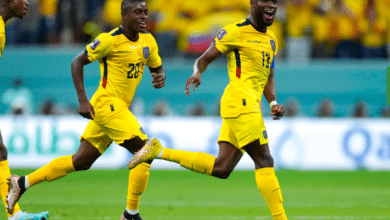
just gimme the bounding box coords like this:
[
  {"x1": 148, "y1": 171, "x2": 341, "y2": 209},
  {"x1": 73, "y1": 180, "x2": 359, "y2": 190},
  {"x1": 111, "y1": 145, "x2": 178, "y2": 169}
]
[
  {"x1": 143, "y1": 47, "x2": 150, "y2": 59},
  {"x1": 270, "y1": 40, "x2": 276, "y2": 52},
  {"x1": 89, "y1": 39, "x2": 101, "y2": 50},
  {"x1": 217, "y1": 29, "x2": 227, "y2": 40}
]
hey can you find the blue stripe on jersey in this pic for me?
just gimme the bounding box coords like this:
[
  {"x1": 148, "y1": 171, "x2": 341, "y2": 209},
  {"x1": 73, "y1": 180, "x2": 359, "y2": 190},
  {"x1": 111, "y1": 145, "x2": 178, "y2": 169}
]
[
  {"x1": 84, "y1": 49, "x2": 88, "y2": 56},
  {"x1": 234, "y1": 49, "x2": 241, "y2": 78},
  {"x1": 234, "y1": 49, "x2": 241, "y2": 68},
  {"x1": 102, "y1": 56, "x2": 108, "y2": 88},
  {"x1": 271, "y1": 58, "x2": 275, "y2": 68},
  {"x1": 111, "y1": 27, "x2": 124, "y2": 36},
  {"x1": 236, "y1": 19, "x2": 251, "y2": 27}
]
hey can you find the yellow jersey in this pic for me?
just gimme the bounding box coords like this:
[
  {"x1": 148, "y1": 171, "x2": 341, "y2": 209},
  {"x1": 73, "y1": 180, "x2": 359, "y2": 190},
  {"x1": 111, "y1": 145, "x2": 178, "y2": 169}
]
[
  {"x1": 0, "y1": 15, "x2": 5, "y2": 58},
  {"x1": 85, "y1": 27, "x2": 162, "y2": 109},
  {"x1": 215, "y1": 19, "x2": 278, "y2": 118}
]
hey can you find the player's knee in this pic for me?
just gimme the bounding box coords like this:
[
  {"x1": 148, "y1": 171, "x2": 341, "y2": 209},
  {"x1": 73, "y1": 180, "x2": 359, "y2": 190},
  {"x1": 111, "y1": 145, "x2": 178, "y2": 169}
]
[
  {"x1": 212, "y1": 168, "x2": 233, "y2": 179},
  {"x1": 72, "y1": 160, "x2": 93, "y2": 171},
  {"x1": 0, "y1": 144, "x2": 7, "y2": 161}
]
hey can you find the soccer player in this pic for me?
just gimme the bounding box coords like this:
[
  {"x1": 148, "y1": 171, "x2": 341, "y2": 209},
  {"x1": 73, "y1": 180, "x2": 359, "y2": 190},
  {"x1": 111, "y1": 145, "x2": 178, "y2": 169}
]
[
  {"x1": 128, "y1": 0, "x2": 288, "y2": 219},
  {"x1": 1, "y1": 0, "x2": 49, "y2": 219},
  {"x1": 6, "y1": 0, "x2": 165, "y2": 219}
]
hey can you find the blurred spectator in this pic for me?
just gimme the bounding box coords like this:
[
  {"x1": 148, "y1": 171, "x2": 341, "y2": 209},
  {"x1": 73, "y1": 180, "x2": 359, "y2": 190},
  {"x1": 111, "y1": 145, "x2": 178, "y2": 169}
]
[
  {"x1": 38, "y1": 98, "x2": 56, "y2": 115},
  {"x1": 129, "y1": 96, "x2": 145, "y2": 116},
  {"x1": 54, "y1": 0, "x2": 102, "y2": 44},
  {"x1": 37, "y1": 0, "x2": 59, "y2": 44},
  {"x1": 14, "y1": 0, "x2": 40, "y2": 44},
  {"x1": 360, "y1": 0, "x2": 389, "y2": 59},
  {"x1": 316, "y1": 98, "x2": 335, "y2": 117},
  {"x1": 352, "y1": 100, "x2": 369, "y2": 118},
  {"x1": 103, "y1": 0, "x2": 122, "y2": 28},
  {"x1": 1, "y1": 77, "x2": 34, "y2": 115},
  {"x1": 152, "y1": 100, "x2": 171, "y2": 116},
  {"x1": 285, "y1": 0, "x2": 314, "y2": 62},
  {"x1": 269, "y1": 0, "x2": 286, "y2": 58},
  {"x1": 311, "y1": 0, "x2": 335, "y2": 58},
  {"x1": 379, "y1": 105, "x2": 390, "y2": 118},
  {"x1": 188, "y1": 101, "x2": 206, "y2": 116},
  {"x1": 214, "y1": 101, "x2": 221, "y2": 116},
  {"x1": 38, "y1": 98, "x2": 75, "y2": 115},
  {"x1": 284, "y1": 98, "x2": 300, "y2": 117},
  {"x1": 330, "y1": 0, "x2": 365, "y2": 59}
]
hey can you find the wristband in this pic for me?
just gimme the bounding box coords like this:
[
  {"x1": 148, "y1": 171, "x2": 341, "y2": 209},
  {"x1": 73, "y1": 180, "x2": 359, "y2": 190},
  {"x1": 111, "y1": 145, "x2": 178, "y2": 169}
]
[{"x1": 270, "y1": 100, "x2": 278, "y2": 108}]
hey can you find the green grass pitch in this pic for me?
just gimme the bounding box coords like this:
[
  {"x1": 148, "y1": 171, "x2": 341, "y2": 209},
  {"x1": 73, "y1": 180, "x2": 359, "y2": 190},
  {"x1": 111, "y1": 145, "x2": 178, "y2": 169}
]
[{"x1": 1, "y1": 169, "x2": 389, "y2": 219}]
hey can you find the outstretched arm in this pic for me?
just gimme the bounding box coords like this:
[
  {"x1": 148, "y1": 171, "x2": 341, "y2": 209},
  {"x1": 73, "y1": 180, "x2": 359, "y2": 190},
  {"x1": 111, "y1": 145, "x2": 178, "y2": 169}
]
[
  {"x1": 264, "y1": 68, "x2": 284, "y2": 120},
  {"x1": 149, "y1": 65, "x2": 166, "y2": 89},
  {"x1": 185, "y1": 43, "x2": 222, "y2": 96},
  {"x1": 71, "y1": 51, "x2": 94, "y2": 119}
]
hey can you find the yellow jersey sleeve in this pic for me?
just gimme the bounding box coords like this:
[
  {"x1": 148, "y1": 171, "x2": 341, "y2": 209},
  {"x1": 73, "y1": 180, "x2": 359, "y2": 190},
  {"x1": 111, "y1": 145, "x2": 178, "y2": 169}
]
[
  {"x1": 85, "y1": 33, "x2": 113, "y2": 63},
  {"x1": 0, "y1": 16, "x2": 5, "y2": 58},
  {"x1": 214, "y1": 24, "x2": 240, "y2": 54},
  {"x1": 146, "y1": 34, "x2": 162, "y2": 68}
]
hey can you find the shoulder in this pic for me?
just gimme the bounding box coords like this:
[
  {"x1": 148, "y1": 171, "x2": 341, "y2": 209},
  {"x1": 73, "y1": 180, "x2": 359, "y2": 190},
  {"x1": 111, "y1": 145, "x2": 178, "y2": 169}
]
[
  {"x1": 235, "y1": 19, "x2": 252, "y2": 28},
  {"x1": 266, "y1": 29, "x2": 278, "y2": 48},
  {"x1": 221, "y1": 19, "x2": 250, "y2": 34},
  {"x1": 266, "y1": 29, "x2": 277, "y2": 41},
  {"x1": 0, "y1": 15, "x2": 5, "y2": 29},
  {"x1": 140, "y1": 31, "x2": 156, "y2": 41},
  {"x1": 92, "y1": 28, "x2": 119, "y2": 46},
  {"x1": 109, "y1": 27, "x2": 125, "y2": 37},
  {"x1": 222, "y1": 19, "x2": 249, "y2": 32},
  {"x1": 217, "y1": 20, "x2": 244, "y2": 40}
]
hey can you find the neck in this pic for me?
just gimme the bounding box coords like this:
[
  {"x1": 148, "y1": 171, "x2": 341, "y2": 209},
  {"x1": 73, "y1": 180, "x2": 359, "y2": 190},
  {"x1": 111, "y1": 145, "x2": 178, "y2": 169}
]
[
  {"x1": 248, "y1": 14, "x2": 267, "y2": 33},
  {"x1": 122, "y1": 25, "x2": 139, "y2": 41},
  {"x1": 0, "y1": 6, "x2": 14, "y2": 23}
]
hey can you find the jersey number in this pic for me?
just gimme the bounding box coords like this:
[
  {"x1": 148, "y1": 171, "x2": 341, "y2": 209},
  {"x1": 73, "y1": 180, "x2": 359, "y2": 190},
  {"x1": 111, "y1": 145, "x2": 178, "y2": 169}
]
[
  {"x1": 262, "y1": 51, "x2": 271, "y2": 68},
  {"x1": 127, "y1": 63, "x2": 140, "y2": 79}
]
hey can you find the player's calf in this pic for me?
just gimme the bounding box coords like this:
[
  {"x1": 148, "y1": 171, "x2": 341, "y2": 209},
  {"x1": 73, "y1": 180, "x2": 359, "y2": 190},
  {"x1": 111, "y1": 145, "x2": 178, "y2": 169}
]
[
  {"x1": 211, "y1": 166, "x2": 234, "y2": 179},
  {"x1": 0, "y1": 139, "x2": 7, "y2": 161}
]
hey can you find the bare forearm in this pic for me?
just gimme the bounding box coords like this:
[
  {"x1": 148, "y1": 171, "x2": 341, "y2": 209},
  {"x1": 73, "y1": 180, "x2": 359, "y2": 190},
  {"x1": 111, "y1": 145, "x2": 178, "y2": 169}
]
[
  {"x1": 71, "y1": 55, "x2": 89, "y2": 102},
  {"x1": 194, "y1": 45, "x2": 222, "y2": 75},
  {"x1": 264, "y1": 70, "x2": 277, "y2": 103}
]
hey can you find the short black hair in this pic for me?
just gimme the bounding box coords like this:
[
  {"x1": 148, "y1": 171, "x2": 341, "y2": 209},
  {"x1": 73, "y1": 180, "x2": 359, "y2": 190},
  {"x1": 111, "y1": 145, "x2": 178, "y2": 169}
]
[{"x1": 121, "y1": 0, "x2": 146, "y2": 14}]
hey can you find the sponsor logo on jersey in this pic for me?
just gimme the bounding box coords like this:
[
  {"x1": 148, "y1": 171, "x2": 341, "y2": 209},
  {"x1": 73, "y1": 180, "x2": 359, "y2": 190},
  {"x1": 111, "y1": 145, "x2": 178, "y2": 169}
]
[
  {"x1": 89, "y1": 39, "x2": 101, "y2": 50},
  {"x1": 143, "y1": 47, "x2": 150, "y2": 59},
  {"x1": 218, "y1": 29, "x2": 227, "y2": 40},
  {"x1": 247, "y1": 40, "x2": 261, "y2": 44}
]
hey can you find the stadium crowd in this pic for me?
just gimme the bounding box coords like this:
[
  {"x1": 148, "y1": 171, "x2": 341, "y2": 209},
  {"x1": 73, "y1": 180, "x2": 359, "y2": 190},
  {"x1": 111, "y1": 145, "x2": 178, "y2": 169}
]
[
  {"x1": 1, "y1": 0, "x2": 388, "y2": 118},
  {"x1": 4, "y1": 0, "x2": 390, "y2": 59}
]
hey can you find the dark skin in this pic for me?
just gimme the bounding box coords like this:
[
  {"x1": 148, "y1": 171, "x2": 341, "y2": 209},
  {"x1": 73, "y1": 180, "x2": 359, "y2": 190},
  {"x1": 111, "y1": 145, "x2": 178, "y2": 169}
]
[
  {"x1": 70, "y1": 1, "x2": 165, "y2": 170},
  {"x1": 0, "y1": 0, "x2": 29, "y2": 22},
  {"x1": 185, "y1": 0, "x2": 283, "y2": 178},
  {"x1": 0, "y1": 0, "x2": 29, "y2": 162}
]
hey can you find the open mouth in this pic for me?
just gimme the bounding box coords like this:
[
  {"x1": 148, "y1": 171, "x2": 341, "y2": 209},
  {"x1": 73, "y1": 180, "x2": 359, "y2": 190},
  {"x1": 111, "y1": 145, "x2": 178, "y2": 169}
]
[
  {"x1": 264, "y1": 11, "x2": 274, "y2": 20},
  {"x1": 140, "y1": 21, "x2": 147, "y2": 28}
]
